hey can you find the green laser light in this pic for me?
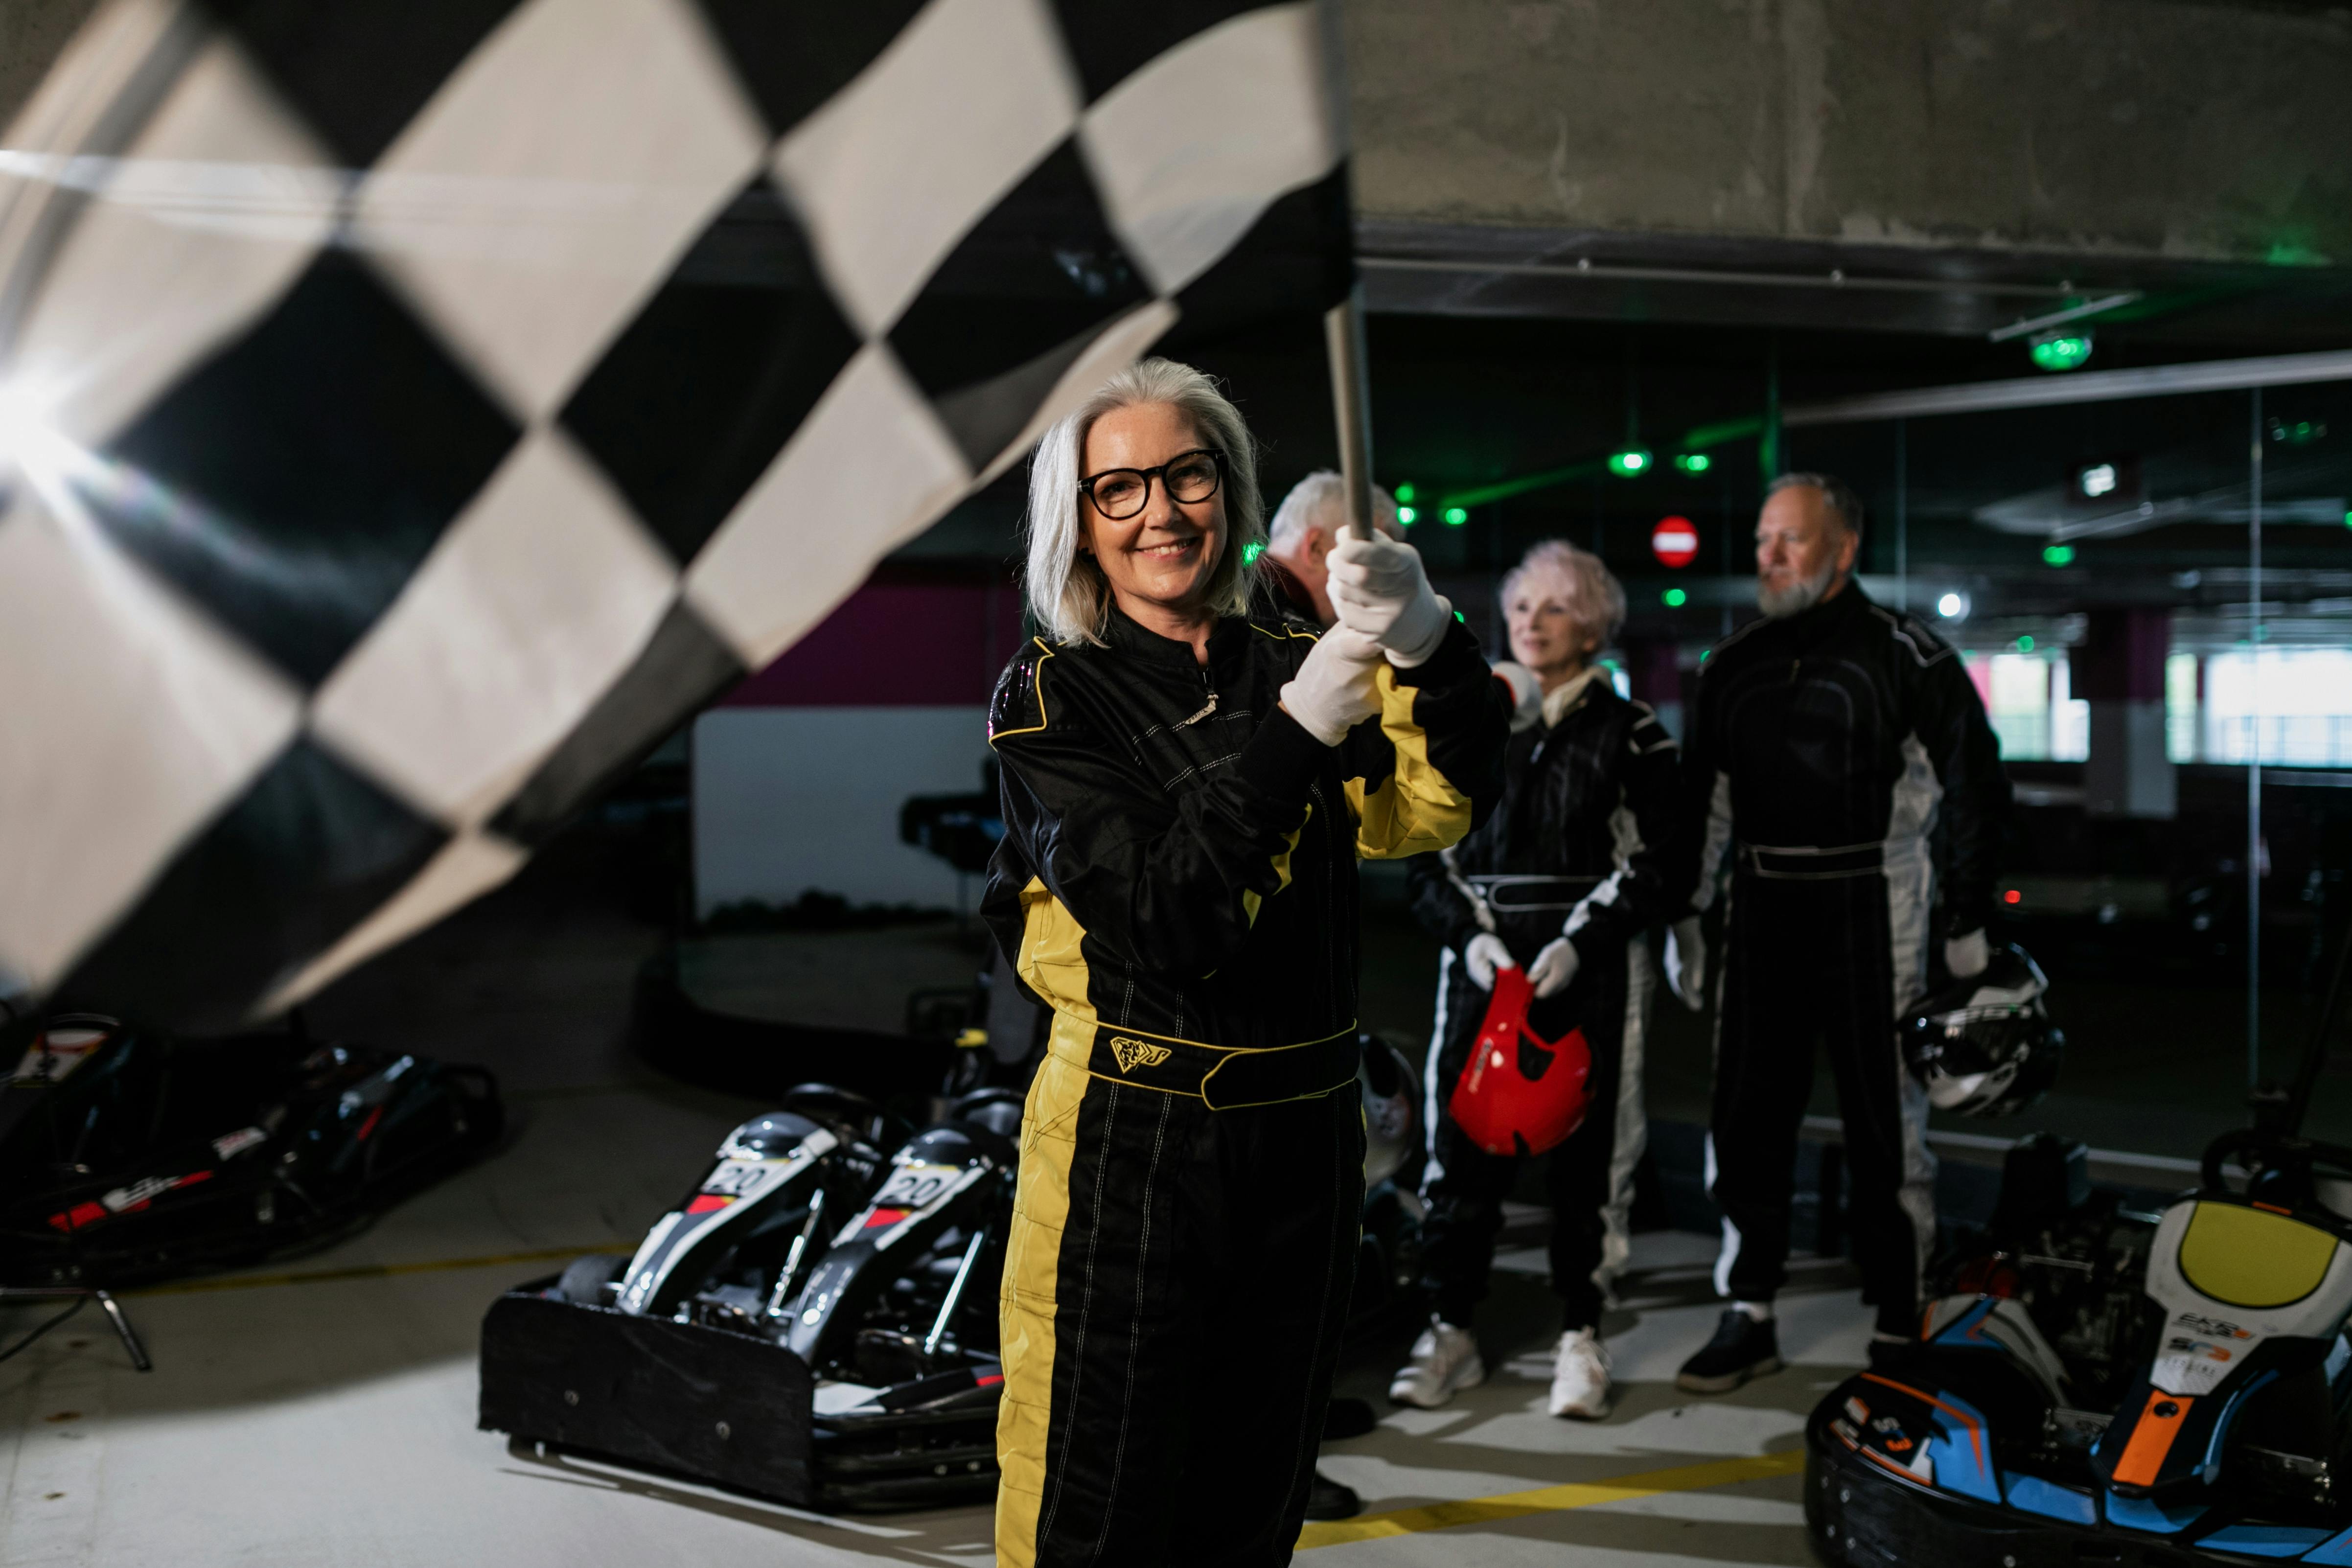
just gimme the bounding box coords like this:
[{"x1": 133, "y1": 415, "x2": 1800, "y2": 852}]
[
  {"x1": 2042, "y1": 543, "x2": 2075, "y2": 566},
  {"x1": 1608, "y1": 447, "x2": 1653, "y2": 478},
  {"x1": 1396, "y1": 505, "x2": 1417, "y2": 526},
  {"x1": 2029, "y1": 331, "x2": 2094, "y2": 372},
  {"x1": 1442, "y1": 506, "x2": 1468, "y2": 526},
  {"x1": 2017, "y1": 635, "x2": 2035, "y2": 652},
  {"x1": 1673, "y1": 452, "x2": 1711, "y2": 474},
  {"x1": 1662, "y1": 587, "x2": 1687, "y2": 607},
  {"x1": 1395, "y1": 482, "x2": 1416, "y2": 504},
  {"x1": 1241, "y1": 541, "x2": 1264, "y2": 566}
]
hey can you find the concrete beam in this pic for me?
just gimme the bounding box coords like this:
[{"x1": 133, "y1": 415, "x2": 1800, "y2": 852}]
[{"x1": 1343, "y1": 0, "x2": 2352, "y2": 267}]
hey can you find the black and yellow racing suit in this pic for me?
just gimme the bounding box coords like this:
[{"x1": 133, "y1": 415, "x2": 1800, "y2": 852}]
[{"x1": 983, "y1": 601, "x2": 1506, "y2": 1568}]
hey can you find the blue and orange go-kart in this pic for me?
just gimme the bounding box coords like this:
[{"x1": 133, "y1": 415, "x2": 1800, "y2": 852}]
[{"x1": 1808, "y1": 927, "x2": 2352, "y2": 1568}]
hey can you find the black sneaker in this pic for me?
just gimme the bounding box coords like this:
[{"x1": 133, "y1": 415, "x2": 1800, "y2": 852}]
[
  {"x1": 1304, "y1": 1468, "x2": 1362, "y2": 1521},
  {"x1": 1675, "y1": 1309, "x2": 1783, "y2": 1394}
]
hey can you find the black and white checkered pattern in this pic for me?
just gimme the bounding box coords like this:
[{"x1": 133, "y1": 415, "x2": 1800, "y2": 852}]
[{"x1": 0, "y1": 0, "x2": 1352, "y2": 1029}]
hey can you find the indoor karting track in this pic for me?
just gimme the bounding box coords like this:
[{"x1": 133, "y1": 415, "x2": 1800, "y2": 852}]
[{"x1": 0, "y1": 838, "x2": 1860, "y2": 1568}]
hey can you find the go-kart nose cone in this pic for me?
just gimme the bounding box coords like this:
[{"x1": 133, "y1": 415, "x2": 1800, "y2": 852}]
[{"x1": 1446, "y1": 966, "x2": 1593, "y2": 1158}]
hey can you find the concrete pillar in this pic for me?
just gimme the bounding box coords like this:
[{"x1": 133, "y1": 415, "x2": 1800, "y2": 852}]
[
  {"x1": 1623, "y1": 638, "x2": 1684, "y2": 738},
  {"x1": 2072, "y1": 609, "x2": 2175, "y2": 819}
]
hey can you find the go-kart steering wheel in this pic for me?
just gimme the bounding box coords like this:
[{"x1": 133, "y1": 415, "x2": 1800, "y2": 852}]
[
  {"x1": 2202, "y1": 1129, "x2": 2352, "y2": 1213},
  {"x1": 781, "y1": 1084, "x2": 908, "y2": 1150}
]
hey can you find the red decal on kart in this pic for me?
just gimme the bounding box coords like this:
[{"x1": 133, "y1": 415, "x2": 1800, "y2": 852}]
[
  {"x1": 862, "y1": 1207, "x2": 911, "y2": 1231},
  {"x1": 685, "y1": 1195, "x2": 735, "y2": 1215},
  {"x1": 355, "y1": 1105, "x2": 385, "y2": 1141}
]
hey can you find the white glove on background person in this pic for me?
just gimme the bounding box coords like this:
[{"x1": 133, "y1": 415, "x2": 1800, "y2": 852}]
[
  {"x1": 1462, "y1": 933, "x2": 1516, "y2": 991},
  {"x1": 1491, "y1": 661, "x2": 1544, "y2": 733},
  {"x1": 1945, "y1": 928, "x2": 1990, "y2": 980},
  {"x1": 1663, "y1": 916, "x2": 1707, "y2": 1012},
  {"x1": 1528, "y1": 937, "x2": 1580, "y2": 998},
  {"x1": 1278, "y1": 623, "x2": 1384, "y2": 745},
  {"x1": 1328, "y1": 535, "x2": 1450, "y2": 667}
]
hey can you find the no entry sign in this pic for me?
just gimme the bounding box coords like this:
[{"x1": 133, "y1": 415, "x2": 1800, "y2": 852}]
[{"x1": 1652, "y1": 516, "x2": 1700, "y2": 569}]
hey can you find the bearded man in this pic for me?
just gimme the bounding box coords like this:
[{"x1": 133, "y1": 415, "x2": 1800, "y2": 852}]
[{"x1": 1670, "y1": 474, "x2": 2007, "y2": 1394}]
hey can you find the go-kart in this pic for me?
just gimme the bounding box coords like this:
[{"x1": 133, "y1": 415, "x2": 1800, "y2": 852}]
[
  {"x1": 1807, "y1": 921, "x2": 2352, "y2": 1568},
  {"x1": 479, "y1": 1032, "x2": 1425, "y2": 1511},
  {"x1": 479, "y1": 1082, "x2": 1015, "y2": 1509},
  {"x1": 0, "y1": 1011, "x2": 502, "y2": 1289}
]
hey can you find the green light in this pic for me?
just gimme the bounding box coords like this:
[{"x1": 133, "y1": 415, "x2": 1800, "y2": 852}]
[
  {"x1": 2016, "y1": 635, "x2": 2035, "y2": 652},
  {"x1": 1396, "y1": 505, "x2": 1417, "y2": 526},
  {"x1": 1241, "y1": 540, "x2": 1264, "y2": 566},
  {"x1": 2344, "y1": 509, "x2": 2351, "y2": 530},
  {"x1": 1453, "y1": 609, "x2": 1465, "y2": 623},
  {"x1": 2029, "y1": 332, "x2": 2094, "y2": 372},
  {"x1": 1442, "y1": 506, "x2": 1468, "y2": 526},
  {"x1": 1395, "y1": 482, "x2": 1416, "y2": 504},
  {"x1": 1662, "y1": 587, "x2": 1687, "y2": 607},
  {"x1": 1673, "y1": 452, "x2": 1711, "y2": 474},
  {"x1": 2042, "y1": 543, "x2": 2075, "y2": 566},
  {"x1": 1607, "y1": 447, "x2": 1653, "y2": 478}
]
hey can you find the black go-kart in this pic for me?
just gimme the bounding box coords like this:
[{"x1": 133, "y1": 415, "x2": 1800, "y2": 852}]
[
  {"x1": 1807, "y1": 919, "x2": 2352, "y2": 1568},
  {"x1": 479, "y1": 1033, "x2": 1426, "y2": 1512},
  {"x1": 1, "y1": 1011, "x2": 502, "y2": 1290}
]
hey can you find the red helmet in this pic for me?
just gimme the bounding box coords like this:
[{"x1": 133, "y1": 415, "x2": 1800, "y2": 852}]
[{"x1": 1446, "y1": 965, "x2": 1593, "y2": 1157}]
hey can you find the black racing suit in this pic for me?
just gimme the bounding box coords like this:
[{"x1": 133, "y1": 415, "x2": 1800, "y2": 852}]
[
  {"x1": 983, "y1": 603, "x2": 1506, "y2": 1568},
  {"x1": 1682, "y1": 585, "x2": 2006, "y2": 1335},
  {"x1": 1408, "y1": 674, "x2": 1684, "y2": 1332}
]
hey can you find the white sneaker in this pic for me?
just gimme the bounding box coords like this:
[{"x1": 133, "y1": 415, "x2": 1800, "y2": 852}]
[
  {"x1": 1548, "y1": 1327, "x2": 1612, "y2": 1419},
  {"x1": 1388, "y1": 1316, "x2": 1485, "y2": 1408}
]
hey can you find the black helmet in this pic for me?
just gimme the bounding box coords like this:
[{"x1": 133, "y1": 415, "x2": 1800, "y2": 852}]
[{"x1": 1900, "y1": 944, "x2": 2063, "y2": 1117}]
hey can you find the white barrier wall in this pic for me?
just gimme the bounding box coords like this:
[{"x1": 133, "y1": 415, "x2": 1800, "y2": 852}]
[{"x1": 692, "y1": 707, "x2": 992, "y2": 917}]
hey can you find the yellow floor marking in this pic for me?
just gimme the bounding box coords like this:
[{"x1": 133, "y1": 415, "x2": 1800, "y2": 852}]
[
  {"x1": 1297, "y1": 1448, "x2": 1808, "y2": 1550},
  {"x1": 129, "y1": 1245, "x2": 612, "y2": 1297}
]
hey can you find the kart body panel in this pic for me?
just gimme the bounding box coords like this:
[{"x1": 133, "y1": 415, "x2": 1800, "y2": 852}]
[
  {"x1": 1809, "y1": 1173, "x2": 2352, "y2": 1568},
  {"x1": 0, "y1": 1016, "x2": 501, "y2": 1287}
]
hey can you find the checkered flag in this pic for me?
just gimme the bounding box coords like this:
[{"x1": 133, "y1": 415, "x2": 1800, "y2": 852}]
[{"x1": 0, "y1": 0, "x2": 1352, "y2": 1031}]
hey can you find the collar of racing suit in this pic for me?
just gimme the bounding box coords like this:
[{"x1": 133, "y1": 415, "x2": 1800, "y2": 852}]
[
  {"x1": 1100, "y1": 600, "x2": 1264, "y2": 670},
  {"x1": 1763, "y1": 576, "x2": 1873, "y2": 648},
  {"x1": 1539, "y1": 665, "x2": 1610, "y2": 730}
]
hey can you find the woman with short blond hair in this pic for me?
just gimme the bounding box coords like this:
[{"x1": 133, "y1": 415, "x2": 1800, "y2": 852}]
[
  {"x1": 983, "y1": 357, "x2": 1507, "y2": 1566},
  {"x1": 1393, "y1": 537, "x2": 1689, "y2": 1421}
]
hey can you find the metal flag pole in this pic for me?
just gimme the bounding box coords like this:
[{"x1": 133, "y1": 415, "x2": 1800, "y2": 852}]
[{"x1": 1325, "y1": 288, "x2": 1375, "y2": 541}]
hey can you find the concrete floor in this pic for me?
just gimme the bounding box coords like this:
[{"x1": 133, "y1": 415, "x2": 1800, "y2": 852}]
[{"x1": 0, "y1": 1183, "x2": 1863, "y2": 1568}]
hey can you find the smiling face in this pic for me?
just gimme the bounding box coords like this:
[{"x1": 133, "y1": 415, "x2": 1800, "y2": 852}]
[
  {"x1": 1504, "y1": 575, "x2": 1599, "y2": 687},
  {"x1": 1080, "y1": 401, "x2": 1227, "y2": 631},
  {"x1": 1755, "y1": 484, "x2": 1858, "y2": 617}
]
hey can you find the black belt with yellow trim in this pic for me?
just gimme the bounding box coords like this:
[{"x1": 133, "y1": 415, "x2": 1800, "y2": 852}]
[{"x1": 1062, "y1": 1021, "x2": 1359, "y2": 1111}]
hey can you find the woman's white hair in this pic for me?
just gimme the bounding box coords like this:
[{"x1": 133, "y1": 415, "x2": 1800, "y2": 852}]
[
  {"x1": 1022, "y1": 357, "x2": 1265, "y2": 646},
  {"x1": 1502, "y1": 539, "x2": 1626, "y2": 648}
]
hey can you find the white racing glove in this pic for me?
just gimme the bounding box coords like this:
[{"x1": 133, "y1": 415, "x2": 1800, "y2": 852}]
[
  {"x1": 1528, "y1": 937, "x2": 1580, "y2": 998},
  {"x1": 1945, "y1": 928, "x2": 1990, "y2": 979},
  {"x1": 1662, "y1": 916, "x2": 1706, "y2": 1012},
  {"x1": 1462, "y1": 933, "x2": 1516, "y2": 991},
  {"x1": 1328, "y1": 535, "x2": 1451, "y2": 667},
  {"x1": 1491, "y1": 661, "x2": 1544, "y2": 733},
  {"x1": 1278, "y1": 623, "x2": 1384, "y2": 745}
]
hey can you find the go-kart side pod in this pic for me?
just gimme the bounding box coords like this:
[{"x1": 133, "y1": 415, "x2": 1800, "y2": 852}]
[
  {"x1": 785, "y1": 1120, "x2": 1013, "y2": 1367},
  {"x1": 611, "y1": 1112, "x2": 838, "y2": 1318}
]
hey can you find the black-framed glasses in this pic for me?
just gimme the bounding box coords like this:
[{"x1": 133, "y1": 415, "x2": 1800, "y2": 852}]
[{"x1": 1076, "y1": 448, "x2": 1224, "y2": 520}]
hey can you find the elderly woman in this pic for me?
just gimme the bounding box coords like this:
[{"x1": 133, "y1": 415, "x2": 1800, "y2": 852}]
[
  {"x1": 982, "y1": 358, "x2": 1506, "y2": 1567},
  {"x1": 1394, "y1": 540, "x2": 1686, "y2": 1421}
]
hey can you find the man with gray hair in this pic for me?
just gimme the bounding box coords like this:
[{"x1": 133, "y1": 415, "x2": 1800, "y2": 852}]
[
  {"x1": 1671, "y1": 473, "x2": 2008, "y2": 1395},
  {"x1": 1263, "y1": 469, "x2": 1403, "y2": 625}
]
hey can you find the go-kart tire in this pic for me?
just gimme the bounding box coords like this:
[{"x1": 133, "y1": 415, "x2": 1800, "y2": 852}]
[{"x1": 554, "y1": 1254, "x2": 628, "y2": 1305}]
